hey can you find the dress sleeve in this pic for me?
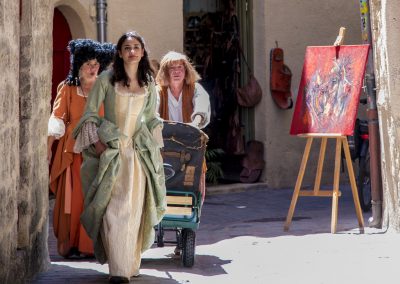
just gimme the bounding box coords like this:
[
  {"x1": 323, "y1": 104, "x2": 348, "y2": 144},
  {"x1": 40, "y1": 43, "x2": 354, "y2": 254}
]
[
  {"x1": 144, "y1": 81, "x2": 164, "y2": 147},
  {"x1": 144, "y1": 81, "x2": 163, "y2": 128},
  {"x1": 151, "y1": 124, "x2": 163, "y2": 148},
  {"x1": 191, "y1": 83, "x2": 211, "y2": 129},
  {"x1": 73, "y1": 122, "x2": 100, "y2": 153},
  {"x1": 81, "y1": 72, "x2": 108, "y2": 121},
  {"x1": 72, "y1": 71, "x2": 109, "y2": 140},
  {"x1": 48, "y1": 115, "x2": 65, "y2": 139},
  {"x1": 155, "y1": 86, "x2": 161, "y2": 117},
  {"x1": 48, "y1": 83, "x2": 69, "y2": 138}
]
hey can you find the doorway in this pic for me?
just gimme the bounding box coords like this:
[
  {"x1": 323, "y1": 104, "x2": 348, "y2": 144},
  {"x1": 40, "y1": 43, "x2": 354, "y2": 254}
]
[
  {"x1": 52, "y1": 7, "x2": 72, "y2": 106},
  {"x1": 183, "y1": 0, "x2": 253, "y2": 183},
  {"x1": 49, "y1": 8, "x2": 72, "y2": 169}
]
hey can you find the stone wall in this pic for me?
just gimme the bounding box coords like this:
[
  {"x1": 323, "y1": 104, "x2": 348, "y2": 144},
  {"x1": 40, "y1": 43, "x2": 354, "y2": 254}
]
[
  {"x1": 0, "y1": 0, "x2": 21, "y2": 281},
  {"x1": 0, "y1": 0, "x2": 53, "y2": 282}
]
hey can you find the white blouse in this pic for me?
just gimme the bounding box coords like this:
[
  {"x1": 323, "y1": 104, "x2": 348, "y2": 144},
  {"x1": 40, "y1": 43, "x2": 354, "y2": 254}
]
[
  {"x1": 156, "y1": 83, "x2": 211, "y2": 129},
  {"x1": 167, "y1": 89, "x2": 183, "y2": 123}
]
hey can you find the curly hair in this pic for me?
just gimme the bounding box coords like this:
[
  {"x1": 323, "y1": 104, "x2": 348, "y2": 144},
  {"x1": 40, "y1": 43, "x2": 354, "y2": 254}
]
[
  {"x1": 155, "y1": 51, "x2": 201, "y2": 87},
  {"x1": 98, "y1": 42, "x2": 116, "y2": 74},
  {"x1": 111, "y1": 31, "x2": 153, "y2": 87},
  {"x1": 65, "y1": 39, "x2": 101, "y2": 86}
]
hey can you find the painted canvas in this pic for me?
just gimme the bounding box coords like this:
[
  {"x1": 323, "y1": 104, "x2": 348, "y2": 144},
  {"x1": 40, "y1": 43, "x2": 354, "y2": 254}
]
[{"x1": 290, "y1": 45, "x2": 369, "y2": 136}]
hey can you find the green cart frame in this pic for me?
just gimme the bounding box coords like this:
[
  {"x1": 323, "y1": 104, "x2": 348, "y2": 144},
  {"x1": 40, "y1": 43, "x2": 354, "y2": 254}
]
[{"x1": 156, "y1": 187, "x2": 203, "y2": 267}]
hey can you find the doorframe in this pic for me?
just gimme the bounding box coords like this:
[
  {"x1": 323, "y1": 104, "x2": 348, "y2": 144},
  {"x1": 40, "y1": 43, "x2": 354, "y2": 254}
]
[{"x1": 237, "y1": 0, "x2": 255, "y2": 142}]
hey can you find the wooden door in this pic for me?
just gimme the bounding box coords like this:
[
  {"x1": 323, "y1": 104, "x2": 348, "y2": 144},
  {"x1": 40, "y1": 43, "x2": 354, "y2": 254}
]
[{"x1": 52, "y1": 8, "x2": 72, "y2": 106}]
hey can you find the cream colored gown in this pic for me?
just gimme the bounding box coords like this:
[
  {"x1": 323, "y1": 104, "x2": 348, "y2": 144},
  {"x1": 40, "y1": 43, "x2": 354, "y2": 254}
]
[{"x1": 101, "y1": 88, "x2": 147, "y2": 278}]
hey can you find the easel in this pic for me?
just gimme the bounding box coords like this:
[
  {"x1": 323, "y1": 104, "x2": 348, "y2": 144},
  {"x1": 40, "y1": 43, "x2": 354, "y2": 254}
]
[{"x1": 283, "y1": 28, "x2": 364, "y2": 234}]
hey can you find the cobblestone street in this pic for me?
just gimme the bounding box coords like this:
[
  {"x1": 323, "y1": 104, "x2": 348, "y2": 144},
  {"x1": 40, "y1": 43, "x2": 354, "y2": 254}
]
[{"x1": 31, "y1": 186, "x2": 399, "y2": 284}]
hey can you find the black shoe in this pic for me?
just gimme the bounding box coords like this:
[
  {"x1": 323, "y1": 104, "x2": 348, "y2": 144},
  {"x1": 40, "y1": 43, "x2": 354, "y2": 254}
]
[{"x1": 109, "y1": 276, "x2": 130, "y2": 283}]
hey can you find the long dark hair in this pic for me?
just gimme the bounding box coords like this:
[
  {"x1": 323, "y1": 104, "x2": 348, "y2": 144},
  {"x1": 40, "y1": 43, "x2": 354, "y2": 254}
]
[{"x1": 111, "y1": 31, "x2": 153, "y2": 87}]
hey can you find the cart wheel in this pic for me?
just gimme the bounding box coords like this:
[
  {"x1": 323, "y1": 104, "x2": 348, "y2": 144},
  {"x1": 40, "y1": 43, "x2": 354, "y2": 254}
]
[
  {"x1": 157, "y1": 223, "x2": 164, "y2": 247},
  {"x1": 181, "y1": 229, "x2": 195, "y2": 267}
]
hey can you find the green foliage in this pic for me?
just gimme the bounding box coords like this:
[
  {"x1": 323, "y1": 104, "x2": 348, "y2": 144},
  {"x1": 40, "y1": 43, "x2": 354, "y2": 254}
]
[{"x1": 205, "y1": 148, "x2": 225, "y2": 184}]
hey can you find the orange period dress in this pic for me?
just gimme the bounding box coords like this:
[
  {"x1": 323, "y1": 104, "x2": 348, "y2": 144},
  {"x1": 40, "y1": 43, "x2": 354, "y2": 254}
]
[{"x1": 49, "y1": 82, "x2": 104, "y2": 257}]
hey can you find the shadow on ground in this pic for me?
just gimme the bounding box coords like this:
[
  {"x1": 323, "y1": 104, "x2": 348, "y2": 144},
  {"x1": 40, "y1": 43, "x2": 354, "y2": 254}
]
[{"x1": 142, "y1": 254, "x2": 231, "y2": 277}]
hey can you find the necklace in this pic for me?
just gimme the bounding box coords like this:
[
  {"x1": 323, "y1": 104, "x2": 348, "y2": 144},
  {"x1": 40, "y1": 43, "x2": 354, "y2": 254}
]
[{"x1": 79, "y1": 85, "x2": 89, "y2": 100}]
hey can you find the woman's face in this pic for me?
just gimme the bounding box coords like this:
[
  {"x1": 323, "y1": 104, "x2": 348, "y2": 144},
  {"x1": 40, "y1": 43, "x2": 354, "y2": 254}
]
[
  {"x1": 119, "y1": 37, "x2": 144, "y2": 64},
  {"x1": 79, "y1": 59, "x2": 100, "y2": 83},
  {"x1": 168, "y1": 61, "x2": 186, "y2": 85}
]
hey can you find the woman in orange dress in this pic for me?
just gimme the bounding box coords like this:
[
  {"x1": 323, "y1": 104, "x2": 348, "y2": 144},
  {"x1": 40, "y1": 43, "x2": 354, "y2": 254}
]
[{"x1": 47, "y1": 39, "x2": 115, "y2": 258}]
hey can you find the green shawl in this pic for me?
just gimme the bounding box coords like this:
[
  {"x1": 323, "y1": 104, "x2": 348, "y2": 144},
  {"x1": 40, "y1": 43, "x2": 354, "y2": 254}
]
[{"x1": 72, "y1": 70, "x2": 166, "y2": 264}]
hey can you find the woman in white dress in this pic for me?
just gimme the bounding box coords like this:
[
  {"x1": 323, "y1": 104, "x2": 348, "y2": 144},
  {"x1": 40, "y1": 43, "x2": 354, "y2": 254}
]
[{"x1": 73, "y1": 31, "x2": 166, "y2": 284}]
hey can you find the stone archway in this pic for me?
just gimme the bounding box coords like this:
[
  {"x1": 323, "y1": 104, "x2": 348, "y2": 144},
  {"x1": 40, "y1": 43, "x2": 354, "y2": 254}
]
[{"x1": 54, "y1": 0, "x2": 96, "y2": 39}]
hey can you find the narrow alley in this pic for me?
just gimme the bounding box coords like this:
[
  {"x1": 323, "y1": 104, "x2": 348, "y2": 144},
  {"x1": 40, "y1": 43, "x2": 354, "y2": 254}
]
[{"x1": 32, "y1": 186, "x2": 398, "y2": 284}]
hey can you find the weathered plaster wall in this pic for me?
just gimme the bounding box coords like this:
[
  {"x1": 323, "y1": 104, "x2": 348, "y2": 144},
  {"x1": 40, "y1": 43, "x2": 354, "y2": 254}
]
[
  {"x1": 254, "y1": 0, "x2": 363, "y2": 188},
  {"x1": 370, "y1": 0, "x2": 400, "y2": 231},
  {"x1": 1, "y1": 0, "x2": 53, "y2": 282},
  {"x1": 17, "y1": 0, "x2": 53, "y2": 281},
  {"x1": 107, "y1": 0, "x2": 183, "y2": 62},
  {"x1": 0, "y1": 0, "x2": 21, "y2": 281},
  {"x1": 53, "y1": 0, "x2": 183, "y2": 63}
]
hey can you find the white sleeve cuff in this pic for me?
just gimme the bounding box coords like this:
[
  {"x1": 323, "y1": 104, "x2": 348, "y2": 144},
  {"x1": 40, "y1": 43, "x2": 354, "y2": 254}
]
[{"x1": 48, "y1": 116, "x2": 65, "y2": 139}]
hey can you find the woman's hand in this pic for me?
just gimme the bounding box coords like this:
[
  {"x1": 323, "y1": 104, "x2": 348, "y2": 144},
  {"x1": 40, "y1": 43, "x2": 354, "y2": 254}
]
[
  {"x1": 189, "y1": 115, "x2": 202, "y2": 128},
  {"x1": 94, "y1": 140, "x2": 108, "y2": 156}
]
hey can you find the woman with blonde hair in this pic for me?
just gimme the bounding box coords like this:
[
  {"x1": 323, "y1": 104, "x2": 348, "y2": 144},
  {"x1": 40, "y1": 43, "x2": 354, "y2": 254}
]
[
  {"x1": 156, "y1": 51, "x2": 210, "y2": 129},
  {"x1": 156, "y1": 52, "x2": 210, "y2": 258}
]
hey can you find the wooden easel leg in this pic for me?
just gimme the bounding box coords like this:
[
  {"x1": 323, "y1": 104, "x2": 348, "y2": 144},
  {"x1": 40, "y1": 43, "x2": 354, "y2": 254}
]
[
  {"x1": 331, "y1": 138, "x2": 342, "y2": 233},
  {"x1": 342, "y1": 137, "x2": 365, "y2": 233},
  {"x1": 284, "y1": 137, "x2": 313, "y2": 231},
  {"x1": 313, "y1": 137, "x2": 328, "y2": 194}
]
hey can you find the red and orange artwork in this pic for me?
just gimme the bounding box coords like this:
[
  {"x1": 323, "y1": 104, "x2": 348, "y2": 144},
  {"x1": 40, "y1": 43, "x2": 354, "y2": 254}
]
[{"x1": 290, "y1": 45, "x2": 369, "y2": 136}]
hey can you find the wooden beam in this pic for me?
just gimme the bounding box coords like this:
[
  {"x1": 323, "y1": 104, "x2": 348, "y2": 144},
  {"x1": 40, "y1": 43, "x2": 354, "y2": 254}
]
[
  {"x1": 284, "y1": 137, "x2": 313, "y2": 231},
  {"x1": 167, "y1": 196, "x2": 193, "y2": 205},
  {"x1": 299, "y1": 190, "x2": 342, "y2": 197},
  {"x1": 342, "y1": 137, "x2": 365, "y2": 232},
  {"x1": 166, "y1": 206, "x2": 192, "y2": 216},
  {"x1": 313, "y1": 137, "x2": 327, "y2": 194},
  {"x1": 334, "y1": 27, "x2": 346, "y2": 46}
]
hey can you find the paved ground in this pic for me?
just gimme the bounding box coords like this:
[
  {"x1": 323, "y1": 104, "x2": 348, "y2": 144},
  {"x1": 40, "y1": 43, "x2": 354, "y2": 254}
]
[{"x1": 31, "y1": 184, "x2": 400, "y2": 284}]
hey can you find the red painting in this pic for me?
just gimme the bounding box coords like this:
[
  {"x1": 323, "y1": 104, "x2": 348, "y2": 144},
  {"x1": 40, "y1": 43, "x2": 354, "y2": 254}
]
[{"x1": 290, "y1": 45, "x2": 369, "y2": 136}]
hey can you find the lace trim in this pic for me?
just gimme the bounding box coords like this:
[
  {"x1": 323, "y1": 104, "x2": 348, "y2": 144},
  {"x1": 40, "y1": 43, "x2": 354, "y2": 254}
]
[
  {"x1": 76, "y1": 87, "x2": 88, "y2": 98},
  {"x1": 114, "y1": 82, "x2": 148, "y2": 97},
  {"x1": 73, "y1": 122, "x2": 99, "y2": 153}
]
